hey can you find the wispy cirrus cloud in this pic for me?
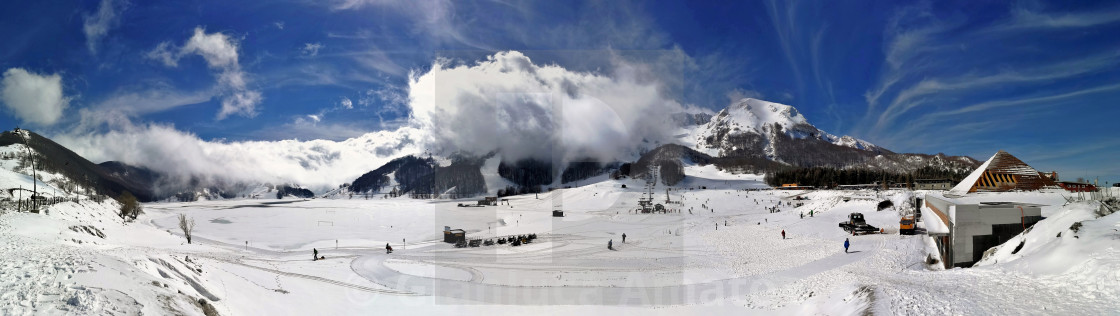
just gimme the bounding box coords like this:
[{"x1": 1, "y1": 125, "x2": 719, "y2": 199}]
[
  {"x1": 328, "y1": 0, "x2": 491, "y2": 50},
  {"x1": 82, "y1": 0, "x2": 127, "y2": 54},
  {"x1": 79, "y1": 83, "x2": 214, "y2": 130},
  {"x1": 301, "y1": 43, "x2": 324, "y2": 57},
  {"x1": 858, "y1": 2, "x2": 1120, "y2": 150},
  {"x1": 870, "y1": 50, "x2": 1120, "y2": 134},
  {"x1": 992, "y1": 5, "x2": 1120, "y2": 31}
]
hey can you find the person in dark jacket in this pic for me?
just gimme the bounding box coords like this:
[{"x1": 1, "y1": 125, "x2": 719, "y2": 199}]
[
  {"x1": 313, "y1": 248, "x2": 319, "y2": 260},
  {"x1": 781, "y1": 230, "x2": 786, "y2": 239},
  {"x1": 844, "y1": 238, "x2": 850, "y2": 253},
  {"x1": 622, "y1": 233, "x2": 627, "y2": 243},
  {"x1": 608, "y1": 239, "x2": 614, "y2": 250},
  {"x1": 385, "y1": 243, "x2": 393, "y2": 254}
]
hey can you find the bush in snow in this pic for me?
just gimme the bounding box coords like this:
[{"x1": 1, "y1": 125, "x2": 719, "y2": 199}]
[{"x1": 117, "y1": 191, "x2": 143, "y2": 221}]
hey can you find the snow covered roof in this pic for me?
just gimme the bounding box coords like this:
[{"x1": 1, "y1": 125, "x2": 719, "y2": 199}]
[
  {"x1": 921, "y1": 207, "x2": 950, "y2": 235},
  {"x1": 947, "y1": 150, "x2": 1057, "y2": 196},
  {"x1": 920, "y1": 197, "x2": 952, "y2": 235}
]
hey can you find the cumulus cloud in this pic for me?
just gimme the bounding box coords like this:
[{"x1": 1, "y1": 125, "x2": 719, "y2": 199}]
[
  {"x1": 181, "y1": 29, "x2": 241, "y2": 68},
  {"x1": 409, "y1": 51, "x2": 683, "y2": 164},
  {"x1": 83, "y1": 0, "x2": 126, "y2": 54},
  {"x1": 340, "y1": 97, "x2": 353, "y2": 109},
  {"x1": 145, "y1": 27, "x2": 261, "y2": 119},
  {"x1": 1, "y1": 68, "x2": 70, "y2": 126}
]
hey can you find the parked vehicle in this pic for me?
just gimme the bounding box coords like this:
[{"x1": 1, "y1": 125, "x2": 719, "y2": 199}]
[
  {"x1": 839, "y1": 212, "x2": 879, "y2": 235},
  {"x1": 899, "y1": 215, "x2": 916, "y2": 235}
]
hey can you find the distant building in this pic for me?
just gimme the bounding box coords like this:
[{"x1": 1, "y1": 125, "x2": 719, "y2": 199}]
[
  {"x1": 1041, "y1": 171, "x2": 1058, "y2": 182},
  {"x1": 836, "y1": 184, "x2": 879, "y2": 190},
  {"x1": 922, "y1": 195, "x2": 1045, "y2": 268},
  {"x1": 1057, "y1": 181, "x2": 1097, "y2": 193},
  {"x1": 477, "y1": 196, "x2": 499, "y2": 206},
  {"x1": 914, "y1": 179, "x2": 953, "y2": 190},
  {"x1": 776, "y1": 185, "x2": 814, "y2": 190}
]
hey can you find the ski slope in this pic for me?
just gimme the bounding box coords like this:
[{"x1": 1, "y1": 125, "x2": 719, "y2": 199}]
[{"x1": 1, "y1": 172, "x2": 1118, "y2": 315}]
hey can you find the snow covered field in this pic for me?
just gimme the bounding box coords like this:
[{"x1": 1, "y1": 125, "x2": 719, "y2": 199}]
[{"x1": 2, "y1": 169, "x2": 1118, "y2": 315}]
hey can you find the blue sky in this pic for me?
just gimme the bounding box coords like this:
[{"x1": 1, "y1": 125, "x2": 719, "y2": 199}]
[{"x1": 1, "y1": 0, "x2": 1119, "y2": 184}]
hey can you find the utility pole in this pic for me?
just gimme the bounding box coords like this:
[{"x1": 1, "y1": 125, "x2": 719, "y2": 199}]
[{"x1": 19, "y1": 131, "x2": 37, "y2": 211}]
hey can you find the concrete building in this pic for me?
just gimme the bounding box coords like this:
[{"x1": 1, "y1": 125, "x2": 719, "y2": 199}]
[{"x1": 922, "y1": 195, "x2": 1045, "y2": 268}]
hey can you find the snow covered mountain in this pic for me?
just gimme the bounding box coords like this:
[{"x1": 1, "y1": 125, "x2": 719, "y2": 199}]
[
  {"x1": 686, "y1": 98, "x2": 880, "y2": 159},
  {"x1": 672, "y1": 98, "x2": 978, "y2": 173},
  {"x1": 0, "y1": 129, "x2": 157, "y2": 202}
]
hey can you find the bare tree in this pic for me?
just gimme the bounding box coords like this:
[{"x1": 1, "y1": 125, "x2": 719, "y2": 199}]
[{"x1": 178, "y1": 214, "x2": 195, "y2": 244}]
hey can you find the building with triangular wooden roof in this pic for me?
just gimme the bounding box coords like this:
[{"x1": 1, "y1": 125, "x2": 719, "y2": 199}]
[{"x1": 947, "y1": 150, "x2": 1058, "y2": 196}]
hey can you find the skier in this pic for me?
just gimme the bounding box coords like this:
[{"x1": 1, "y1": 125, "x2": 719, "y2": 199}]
[
  {"x1": 385, "y1": 243, "x2": 393, "y2": 254},
  {"x1": 313, "y1": 248, "x2": 318, "y2": 261},
  {"x1": 608, "y1": 239, "x2": 614, "y2": 250},
  {"x1": 781, "y1": 230, "x2": 786, "y2": 239},
  {"x1": 844, "y1": 238, "x2": 850, "y2": 253},
  {"x1": 622, "y1": 233, "x2": 627, "y2": 243}
]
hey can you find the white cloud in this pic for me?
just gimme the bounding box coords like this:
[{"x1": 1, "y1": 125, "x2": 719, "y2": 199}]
[
  {"x1": 328, "y1": 0, "x2": 489, "y2": 50},
  {"x1": 871, "y1": 50, "x2": 1120, "y2": 132},
  {"x1": 181, "y1": 28, "x2": 240, "y2": 68},
  {"x1": 409, "y1": 50, "x2": 683, "y2": 164},
  {"x1": 339, "y1": 97, "x2": 353, "y2": 109},
  {"x1": 0, "y1": 68, "x2": 70, "y2": 126},
  {"x1": 80, "y1": 84, "x2": 214, "y2": 129},
  {"x1": 53, "y1": 123, "x2": 422, "y2": 193},
  {"x1": 145, "y1": 27, "x2": 261, "y2": 119},
  {"x1": 860, "y1": 3, "x2": 1120, "y2": 138},
  {"x1": 726, "y1": 89, "x2": 763, "y2": 104},
  {"x1": 997, "y1": 6, "x2": 1120, "y2": 30},
  {"x1": 360, "y1": 85, "x2": 409, "y2": 126},
  {"x1": 55, "y1": 51, "x2": 683, "y2": 193},
  {"x1": 301, "y1": 43, "x2": 324, "y2": 57},
  {"x1": 274, "y1": 21, "x2": 285, "y2": 30},
  {"x1": 146, "y1": 42, "x2": 180, "y2": 67},
  {"x1": 83, "y1": 0, "x2": 125, "y2": 54}
]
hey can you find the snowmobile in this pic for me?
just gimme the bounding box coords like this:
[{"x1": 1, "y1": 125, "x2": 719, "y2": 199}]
[{"x1": 838, "y1": 212, "x2": 879, "y2": 235}]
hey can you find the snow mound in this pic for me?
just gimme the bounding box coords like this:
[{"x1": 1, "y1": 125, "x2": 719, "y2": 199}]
[{"x1": 973, "y1": 201, "x2": 1120, "y2": 301}]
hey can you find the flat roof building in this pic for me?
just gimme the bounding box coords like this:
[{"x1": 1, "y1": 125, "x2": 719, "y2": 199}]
[{"x1": 922, "y1": 195, "x2": 1045, "y2": 268}]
